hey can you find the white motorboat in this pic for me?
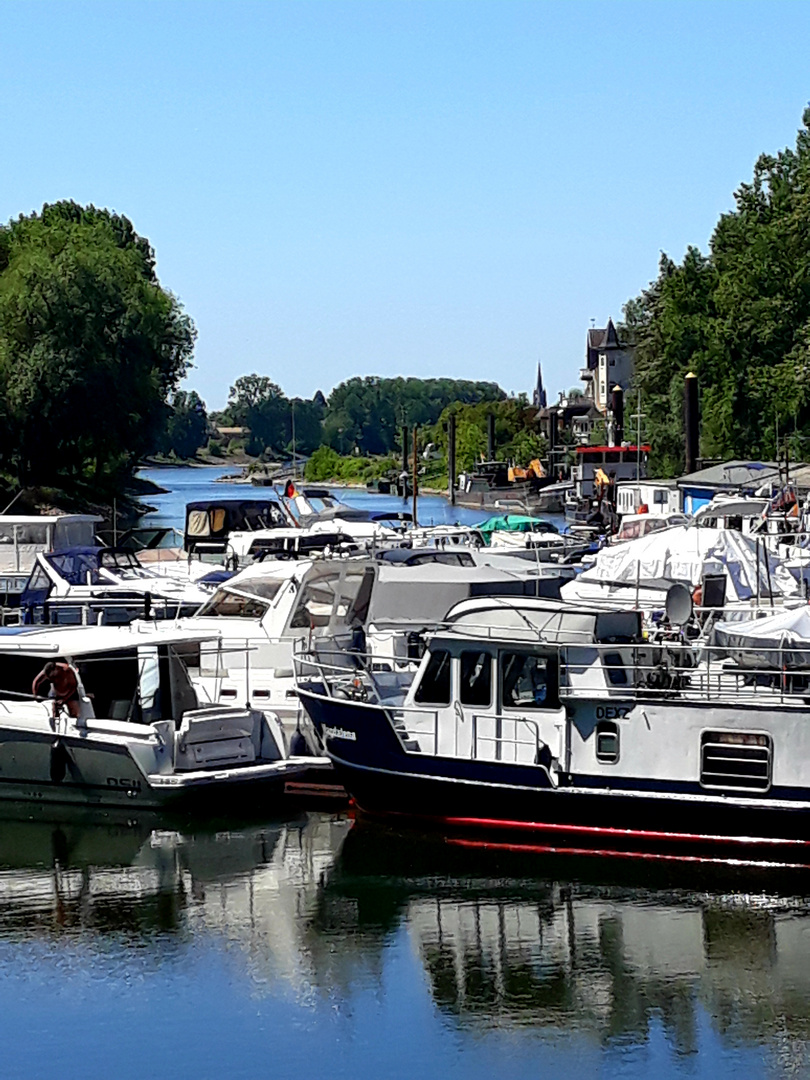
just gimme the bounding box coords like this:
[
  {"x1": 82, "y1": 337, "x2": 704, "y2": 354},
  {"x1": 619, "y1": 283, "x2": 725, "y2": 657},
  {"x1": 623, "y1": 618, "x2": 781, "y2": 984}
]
[
  {"x1": 0, "y1": 513, "x2": 103, "y2": 612},
  {"x1": 0, "y1": 622, "x2": 328, "y2": 811},
  {"x1": 20, "y1": 546, "x2": 213, "y2": 624}
]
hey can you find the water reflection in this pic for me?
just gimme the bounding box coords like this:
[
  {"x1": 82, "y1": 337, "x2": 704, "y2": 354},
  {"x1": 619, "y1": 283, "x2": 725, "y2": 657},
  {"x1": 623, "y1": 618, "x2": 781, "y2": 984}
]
[
  {"x1": 0, "y1": 810, "x2": 809, "y2": 1075},
  {"x1": 319, "y1": 823, "x2": 810, "y2": 1067}
]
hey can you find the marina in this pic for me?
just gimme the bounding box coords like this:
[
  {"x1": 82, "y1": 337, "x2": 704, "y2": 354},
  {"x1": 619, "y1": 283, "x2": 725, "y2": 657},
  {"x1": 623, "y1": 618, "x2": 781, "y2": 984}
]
[
  {"x1": 0, "y1": 466, "x2": 806, "y2": 1074},
  {"x1": 4, "y1": 5, "x2": 810, "y2": 1073}
]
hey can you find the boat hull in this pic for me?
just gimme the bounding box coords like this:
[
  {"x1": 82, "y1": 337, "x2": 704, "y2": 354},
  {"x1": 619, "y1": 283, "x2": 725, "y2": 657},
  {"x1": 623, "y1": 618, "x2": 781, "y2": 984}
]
[
  {"x1": 300, "y1": 689, "x2": 810, "y2": 859},
  {"x1": 0, "y1": 727, "x2": 327, "y2": 813}
]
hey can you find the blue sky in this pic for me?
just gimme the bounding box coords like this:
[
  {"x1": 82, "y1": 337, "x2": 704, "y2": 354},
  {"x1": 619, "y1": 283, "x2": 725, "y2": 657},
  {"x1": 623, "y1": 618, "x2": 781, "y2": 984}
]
[{"x1": 2, "y1": 0, "x2": 810, "y2": 409}]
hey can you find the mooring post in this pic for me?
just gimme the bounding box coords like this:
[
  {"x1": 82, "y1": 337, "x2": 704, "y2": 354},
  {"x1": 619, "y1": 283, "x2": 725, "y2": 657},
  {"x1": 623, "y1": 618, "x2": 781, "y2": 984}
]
[
  {"x1": 412, "y1": 425, "x2": 419, "y2": 526},
  {"x1": 684, "y1": 372, "x2": 699, "y2": 475},
  {"x1": 447, "y1": 412, "x2": 456, "y2": 505}
]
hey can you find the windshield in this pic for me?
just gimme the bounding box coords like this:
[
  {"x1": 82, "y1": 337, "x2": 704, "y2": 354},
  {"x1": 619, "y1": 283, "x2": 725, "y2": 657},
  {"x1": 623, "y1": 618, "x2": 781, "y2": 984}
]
[
  {"x1": 197, "y1": 589, "x2": 271, "y2": 619},
  {"x1": 288, "y1": 567, "x2": 363, "y2": 631},
  {"x1": 196, "y1": 577, "x2": 283, "y2": 618}
]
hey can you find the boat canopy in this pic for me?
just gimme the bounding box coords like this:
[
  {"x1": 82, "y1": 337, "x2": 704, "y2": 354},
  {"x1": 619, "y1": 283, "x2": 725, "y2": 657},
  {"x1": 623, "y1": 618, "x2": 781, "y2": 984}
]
[
  {"x1": 476, "y1": 515, "x2": 560, "y2": 540},
  {"x1": 184, "y1": 499, "x2": 289, "y2": 549},
  {"x1": 714, "y1": 607, "x2": 810, "y2": 669},
  {"x1": 562, "y1": 525, "x2": 798, "y2": 602},
  {"x1": 351, "y1": 563, "x2": 546, "y2": 627}
]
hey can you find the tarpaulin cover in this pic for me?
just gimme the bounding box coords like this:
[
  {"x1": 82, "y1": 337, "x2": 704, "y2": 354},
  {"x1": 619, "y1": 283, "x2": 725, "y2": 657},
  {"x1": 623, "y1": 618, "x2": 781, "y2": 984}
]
[
  {"x1": 562, "y1": 526, "x2": 798, "y2": 603},
  {"x1": 714, "y1": 606, "x2": 810, "y2": 668}
]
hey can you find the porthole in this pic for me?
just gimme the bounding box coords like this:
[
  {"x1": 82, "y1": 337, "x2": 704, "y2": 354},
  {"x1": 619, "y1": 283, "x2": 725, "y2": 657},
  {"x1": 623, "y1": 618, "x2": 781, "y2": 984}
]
[{"x1": 595, "y1": 720, "x2": 620, "y2": 763}]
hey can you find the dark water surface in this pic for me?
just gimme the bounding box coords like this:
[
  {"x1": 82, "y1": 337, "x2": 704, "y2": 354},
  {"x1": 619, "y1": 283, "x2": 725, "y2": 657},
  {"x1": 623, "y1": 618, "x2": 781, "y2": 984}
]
[
  {"x1": 1, "y1": 811, "x2": 809, "y2": 1080},
  {"x1": 5, "y1": 467, "x2": 785, "y2": 1077}
]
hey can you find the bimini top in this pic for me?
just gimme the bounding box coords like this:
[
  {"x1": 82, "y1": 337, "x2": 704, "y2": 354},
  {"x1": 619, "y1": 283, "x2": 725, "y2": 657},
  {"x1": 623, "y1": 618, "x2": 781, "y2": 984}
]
[{"x1": 185, "y1": 499, "x2": 289, "y2": 542}]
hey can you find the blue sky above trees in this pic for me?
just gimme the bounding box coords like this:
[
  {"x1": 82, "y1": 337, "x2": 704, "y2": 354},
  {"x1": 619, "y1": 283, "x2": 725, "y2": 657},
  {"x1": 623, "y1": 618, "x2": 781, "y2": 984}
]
[{"x1": 3, "y1": 0, "x2": 810, "y2": 409}]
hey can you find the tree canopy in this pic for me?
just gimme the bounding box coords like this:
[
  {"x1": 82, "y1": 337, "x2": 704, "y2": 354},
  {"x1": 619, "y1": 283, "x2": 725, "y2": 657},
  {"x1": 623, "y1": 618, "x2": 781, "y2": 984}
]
[
  {"x1": 322, "y1": 376, "x2": 505, "y2": 455},
  {"x1": 215, "y1": 374, "x2": 506, "y2": 459},
  {"x1": 0, "y1": 200, "x2": 195, "y2": 491},
  {"x1": 163, "y1": 390, "x2": 209, "y2": 459},
  {"x1": 624, "y1": 108, "x2": 810, "y2": 475}
]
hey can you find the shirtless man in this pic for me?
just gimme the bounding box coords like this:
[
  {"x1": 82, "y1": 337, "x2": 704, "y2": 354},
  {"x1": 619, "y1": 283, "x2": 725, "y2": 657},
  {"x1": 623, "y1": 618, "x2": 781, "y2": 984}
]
[{"x1": 32, "y1": 661, "x2": 82, "y2": 720}]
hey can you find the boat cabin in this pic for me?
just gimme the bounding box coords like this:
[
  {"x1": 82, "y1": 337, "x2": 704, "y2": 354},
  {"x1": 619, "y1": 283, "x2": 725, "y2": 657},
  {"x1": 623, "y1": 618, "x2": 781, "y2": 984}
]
[
  {"x1": 610, "y1": 513, "x2": 690, "y2": 544},
  {"x1": 615, "y1": 480, "x2": 681, "y2": 518},
  {"x1": 574, "y1": 445, "x2": 649, "y2": 499},
  {"x1": 366, "y1": 599, "x2": 642, "y2": 771},
  {"x1": 184, "y1": 499, "x2": 291, "y2": 557}
]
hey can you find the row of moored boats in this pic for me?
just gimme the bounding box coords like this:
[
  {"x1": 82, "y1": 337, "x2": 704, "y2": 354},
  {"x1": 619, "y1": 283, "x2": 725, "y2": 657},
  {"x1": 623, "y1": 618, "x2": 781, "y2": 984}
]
[{"x1": 2, "y1": 485, "x2": 810, "y2": 863}]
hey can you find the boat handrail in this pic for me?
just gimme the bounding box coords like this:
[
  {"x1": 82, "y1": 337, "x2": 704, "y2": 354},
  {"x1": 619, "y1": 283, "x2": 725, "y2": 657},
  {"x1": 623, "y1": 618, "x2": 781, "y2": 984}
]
[{"x1": 295, "y1": 636, "x2": 810, "y2": 711}]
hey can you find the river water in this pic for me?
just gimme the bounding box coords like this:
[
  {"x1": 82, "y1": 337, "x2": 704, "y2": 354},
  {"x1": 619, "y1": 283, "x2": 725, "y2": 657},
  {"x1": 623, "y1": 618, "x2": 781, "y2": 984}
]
[
  {"x1": 1, "y1": 466, "x2": 805, "y2": 1078},
  {"x1": 136, "y1": 464, "x2": 498, "y2": 533}
]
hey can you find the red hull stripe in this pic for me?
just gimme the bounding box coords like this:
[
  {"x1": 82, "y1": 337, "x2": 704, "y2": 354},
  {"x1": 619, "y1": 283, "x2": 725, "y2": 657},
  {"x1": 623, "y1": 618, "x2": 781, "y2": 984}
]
[
  {"x1": 447, "y1": 837, "x2": 810, "y2": 869},
  {"x1": 436, "y1": 815, "x2": 809, "y2": 848}
]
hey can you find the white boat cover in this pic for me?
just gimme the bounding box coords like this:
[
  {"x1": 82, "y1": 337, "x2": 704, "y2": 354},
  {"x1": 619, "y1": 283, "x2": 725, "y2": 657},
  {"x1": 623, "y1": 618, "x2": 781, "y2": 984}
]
[
  {"x1": 561, "y1": 525, "x2": 799, "y2": 604},
  {"x1": 714, "y1": 606, "x2": 810, "y2": 668}
]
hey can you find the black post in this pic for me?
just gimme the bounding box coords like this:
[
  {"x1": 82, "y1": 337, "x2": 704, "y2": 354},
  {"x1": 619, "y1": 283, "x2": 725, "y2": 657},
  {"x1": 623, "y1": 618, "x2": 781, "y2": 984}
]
[
  {"x1": 684, "y1": 372, "x2": 699, "y2": 475},
  {"x1": 412, "y1": 426, "x2": 419, "y2": 526},
  {"x1": 547, "y1": 407, "x2": 556, "y2": 477},
  {"x1": 447, "y1": 413, "x2": 456, "y2": 505},
  {"x1": 611, "y1": 385, "x2": 624, "y2": 446},
  {"x1": 487, "y1": 412, "x2": 496, "y2": 460}
]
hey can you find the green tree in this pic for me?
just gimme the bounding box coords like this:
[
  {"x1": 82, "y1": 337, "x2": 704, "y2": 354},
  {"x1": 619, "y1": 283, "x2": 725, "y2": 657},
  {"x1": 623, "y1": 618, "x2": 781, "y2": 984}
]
[
  {"x1": 322, "y1": 376, "x2": 505, "y2": 455},
  {"x1": 165, "y1": 390, "x2": 208, "y2": 459},
  {"x1": 0, "y1": 200, "x2": 195, "y2": 489},
  {"x1": 430, "y1": 398, "x2": 546, "y2": 473},
  {"x1": 624, "y1": 108, "x2": 810, "y2": 474}
]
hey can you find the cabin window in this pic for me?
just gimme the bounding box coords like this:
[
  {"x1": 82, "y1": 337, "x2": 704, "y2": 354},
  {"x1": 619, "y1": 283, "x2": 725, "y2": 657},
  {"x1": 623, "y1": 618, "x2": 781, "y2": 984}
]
[
  {"x1": 604, "y1": 451, "x2": 620, "y2": 464},
  {"x1": 460, "y1": 650, "x2": 492, "y2": 707},
  {"x1": 500, "y1": 652, "x2": 557, "y2": 710},
  {"x1": 595, "y1": 721, "x2": 620, "y2": 763},
  {"x1": 653, "y1": 489, "x2": 668, "y2": 505},
  {"x1": 700, "y1": 731, "x2": 772, "y2": 792},
  {"x1": 187, "y1": 510, "x2": 211, "y2": 537},
  {"x1": 603, "y1": 651, "x2": 628, "y2": 686},
  {"x1": 414, "y1": 650, "x2": 452, "y2": 705}
]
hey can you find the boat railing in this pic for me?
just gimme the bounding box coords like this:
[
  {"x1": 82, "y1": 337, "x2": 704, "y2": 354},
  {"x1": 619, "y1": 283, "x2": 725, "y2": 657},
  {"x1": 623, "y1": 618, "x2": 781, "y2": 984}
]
[
  {"x1": 559, "y1": 639, "x2": 810, "y2": 705},
  {"x1": 294, "y1": 647, "x2": 551, "y2": 765},
  {"x1": 470, "y1": 713, "x2": 545, "y2": 766},
  {"x1": 294, "y1": 648, "x2": 404, "y2": 707}
]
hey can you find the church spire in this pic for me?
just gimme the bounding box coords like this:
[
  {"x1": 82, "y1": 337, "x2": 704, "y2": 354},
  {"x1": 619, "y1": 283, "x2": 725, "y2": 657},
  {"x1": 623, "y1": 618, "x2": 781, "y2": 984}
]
[{"x1": 533, "y1": 362, "x2": 547, "y2": 409}]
